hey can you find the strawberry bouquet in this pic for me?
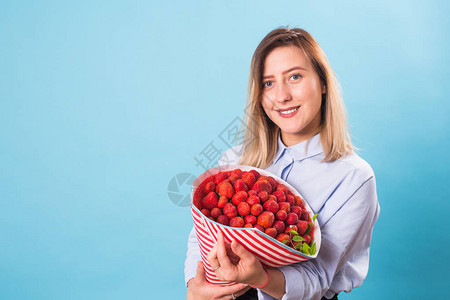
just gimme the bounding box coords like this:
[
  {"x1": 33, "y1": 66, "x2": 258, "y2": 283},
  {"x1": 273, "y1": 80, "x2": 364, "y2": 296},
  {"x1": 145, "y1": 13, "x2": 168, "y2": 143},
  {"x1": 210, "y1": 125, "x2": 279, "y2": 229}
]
[{"x1": 191, "y1": 165, "x2": 321, "y2": 285}]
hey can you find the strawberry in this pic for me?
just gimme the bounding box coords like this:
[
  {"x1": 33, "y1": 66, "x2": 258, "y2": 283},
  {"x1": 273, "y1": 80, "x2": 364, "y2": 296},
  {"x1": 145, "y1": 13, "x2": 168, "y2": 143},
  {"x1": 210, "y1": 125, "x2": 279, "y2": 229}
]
[
  {"x1": 244, "y1": 223, "x2": 253, "y2": 228},
  {"x1": 296, "y1": 220, "x2": 309, "y2": 235},
  {"x1": 246, "y1": 195, "x2": 261, "y2": 206},
  {"x1": 273, "y1": 220, "x2": 286, "y2": 234},
  {"x1": 254, "y1": 224, "x2": 265, "y2": 232},
  {"x1": 286, "y1": 213, "x2": 299, "y2": 225},
  {"x1": 231, "y1": 169, "x2": 243, "y2": 177},
  {"x1": 276, "y1": 184, "x2": 288, "y2": 193},
  {"x1": 258, "y1": 191, "x2": 269, "y2": 202},
  {"x1": 237, "y1": 202, "x2": 251, "y2": 216},
  {"x1": 279, "y1": 202, "x2": 291, "y2": 213},
  {"x1": 211, "y1": 207, "x2": 222, "y2": 219},
  {"x1": 252, "y1": 180, "x2": 272, "y2": 194},
  {"x1": 250, "y1": 204, "x2": 263, "y2": 216},
  {"x1": 202, "y1": 192, "x2": 218, "y2": 210},
  {"x1": 272, "y1": 190, "x2": 286, "y2": 202},
  {"x1": 285, "y1": 224, "x2": 298, "y2": 236},
  {"x1": 214, "y1": 172, "x2": 228, "y2": 185},
  {"x1": 232, "y1": 191, "x2": 248, "y2": 205},
  {"x1": 229, "y1": 216, "x2": 245, "y2": 228},
  {"x1": 257, "y1": 211, "x2": 275, "y2": 229},
  {"x1": 276, "y1": 233, "x2": 290, "y2": 245},
  {"x1": 294, "y1": 196, "x2": 305, "y2": 208},
  {"x1": 286, "y1": 194, "x2": 295, "y2": 206},
  {"x1": 268, "y1": 195, "x2": 277, "y2": 203},
  {"x1": 228, "y1": 174, "x2": 239, "y2": 185},
  {"x1": 275, "y1": 210, "x2": 288, "y2": 221},
  {"x1": 204, "y1": 181, "x2": 216, "y2": 194},
  {"x1": 216, "y1": 215, "x2": 229, "y2": 226},
  {"x1": 223, "y1": 203, "x2": 238, "y2": 219},
  {"x1": 234, "y1": 179, "x2": 249, "y2": 192},
  {"x1": 218, "y1": 195, "x2": 228, "y2": 208},
  {"x1": 258, "y1": 176, "x2": 276, "y2": 193},
  {"x1": 219, "y1": 181, "x2": 234, "y2": 199},
  {"x1": 249, "y1": 170, "x2": 261, "y2": 180},
  {"x1": 201, "y1": 208, "x2": 211, "y2": 217},
  {"x1": 263, "y1": 199, "x2": 279, "y2": 214},
  {"x1": 300, "y1": 209, "x2": 309, "y2": 221},
  {"x1": 242, "y1": 172, "x2": 256, "y2": 188},
  {"x1": 244, "y1": 214, "x2": 257, "y2": 225},
  {"x1": 291, "y1": 206, "x2": 302, "y2": 216},
  {"x1": 265, "y1": 227, "x2": 277, "y2": 238},
  {"x1": 302, "y1": 234, "x2": 311, "y2": 245}
]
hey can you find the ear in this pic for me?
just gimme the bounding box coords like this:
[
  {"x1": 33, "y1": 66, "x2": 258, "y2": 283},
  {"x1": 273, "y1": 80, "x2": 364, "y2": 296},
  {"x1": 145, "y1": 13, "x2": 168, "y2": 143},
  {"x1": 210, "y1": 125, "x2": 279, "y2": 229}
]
[{"x1": 322, "y1": 84, "x2": 326, "y2": 94}]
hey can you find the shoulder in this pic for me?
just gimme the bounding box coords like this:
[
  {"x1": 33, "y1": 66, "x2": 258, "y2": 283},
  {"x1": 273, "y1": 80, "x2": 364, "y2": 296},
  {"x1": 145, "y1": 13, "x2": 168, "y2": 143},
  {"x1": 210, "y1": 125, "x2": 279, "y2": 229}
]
[
  {"x1": 331, "y1": 151, "x2": 375, "y2": 184},
  {"x1": 217, "y1": 144, "x2": 244, "y2": 166}
]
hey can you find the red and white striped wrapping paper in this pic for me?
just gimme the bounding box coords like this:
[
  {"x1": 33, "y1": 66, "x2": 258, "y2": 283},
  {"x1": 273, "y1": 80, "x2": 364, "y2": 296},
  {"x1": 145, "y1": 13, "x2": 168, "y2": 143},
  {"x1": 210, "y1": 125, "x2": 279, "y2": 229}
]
[{"x1": 190, "y1": 165, "x2": 322, "y2": 285}]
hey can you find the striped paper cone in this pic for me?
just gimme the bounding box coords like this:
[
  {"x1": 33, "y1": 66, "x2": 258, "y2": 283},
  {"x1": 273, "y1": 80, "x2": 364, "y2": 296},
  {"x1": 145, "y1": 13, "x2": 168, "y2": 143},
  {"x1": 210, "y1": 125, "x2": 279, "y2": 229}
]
[{"x1": 190, "y1": 165, "x2": 321, "y2": 285}]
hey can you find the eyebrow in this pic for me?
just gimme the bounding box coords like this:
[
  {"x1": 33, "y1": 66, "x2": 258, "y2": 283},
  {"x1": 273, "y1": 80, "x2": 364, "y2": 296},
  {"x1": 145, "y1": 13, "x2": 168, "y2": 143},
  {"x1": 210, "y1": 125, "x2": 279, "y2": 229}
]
[{"x1": 263, "y1": 66, "x2": 306, "y2": 79}]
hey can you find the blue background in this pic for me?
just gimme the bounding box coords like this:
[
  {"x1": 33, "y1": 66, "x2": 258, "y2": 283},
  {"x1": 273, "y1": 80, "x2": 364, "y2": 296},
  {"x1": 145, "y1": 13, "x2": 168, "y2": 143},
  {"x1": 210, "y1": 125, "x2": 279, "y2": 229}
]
[{"x1": 1, "y1": 0, "x2": 449, "y2": 299}]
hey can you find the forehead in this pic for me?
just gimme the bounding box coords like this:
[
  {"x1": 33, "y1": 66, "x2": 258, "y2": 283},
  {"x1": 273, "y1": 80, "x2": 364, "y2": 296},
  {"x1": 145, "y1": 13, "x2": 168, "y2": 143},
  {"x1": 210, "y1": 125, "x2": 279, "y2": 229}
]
[{"x1": 263, "y1": 45, "x2": 311, "y2": 74}]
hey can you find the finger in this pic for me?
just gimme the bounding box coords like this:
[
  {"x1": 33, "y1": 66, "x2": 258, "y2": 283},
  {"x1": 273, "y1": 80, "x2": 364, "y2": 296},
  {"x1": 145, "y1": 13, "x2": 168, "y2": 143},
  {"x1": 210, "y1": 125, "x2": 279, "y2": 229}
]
[
  {"x1": 196, "y1": 261, "x2": 206, "y2": 281},
  {"x1": 207, "y1": 244, "x2": 220, "y2": 270},
  {"x1": 217, "y1": 282, "x2": 249, "y2": 297},
  {"x1": 230, "y1": 239, "x2": 254, "y2": 261},
  {"x1": 216, "y1": 231, "x2": 233, "y2": 269}
]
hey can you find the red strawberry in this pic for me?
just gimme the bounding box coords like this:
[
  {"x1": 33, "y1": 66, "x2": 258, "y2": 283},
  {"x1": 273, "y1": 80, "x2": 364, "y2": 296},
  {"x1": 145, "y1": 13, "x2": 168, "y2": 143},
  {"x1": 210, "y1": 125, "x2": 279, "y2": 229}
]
[
  {"x1": 249, "y1": 170, "x2": 261, "y2": 180},
  {"x1": 276, "y1": 184, "x2": 288, "y2": 193},
  {"x1": 201, "y1": 208, "x2": 211, "y2": 217},
  {"x1": 258, "y1": 176, "x2": 276, "y2": 193},
  {"x1": 300, "y1": 209, "x2": 309, "y2": 221},
  {"x1": 211, "y1": 207, "x2": 222, "y2": 219},
  {"x1": 265, "y1": 227, "x2": 277, "y2": 238},
  {"x1": 204, "y1": 181, "x2": 216, "y2": 194},
  {"x1": 268, "y1": 195, "x2": 277, "y2": 203},
  {"x1": 232, "y1": 191, "x2": 248, "y2": 205},
  {"x1": 252, "y1": 180, "x2": 271, "y2": 194},
  {"x1": 229, "y1": 216, "x2": 245, "y2": 228},
  {"x1": 216, "y1": 179, "x2": 229, "y2": 193},
  {"x1": 244, "y1": 214, "x2": 257, "y2": 225},
  {"x1": 254, "y1": 224, "x2": 265, "y2": 232},
  {"x1": 202, "y1": 192, "x2": 218, "y2": 210},
  {"x1": 302, "y1": 234, "x2": 311, "y2": 245},
  {"x1": 279, "y1": 202, "x2": 291, "y2": 213},
  {"x1": 246, "y1": 195, "x2": 261, "y2": 206},
  {"x1": 228, "y1": 174, "x2": 239, "y2": 185},
  {"x1": 273, "y1": 220, "x2": 286, "y2": 234},
  {"x1": 216, "y1": 215, "x2": 229, "y2": 226},
  {"x1": 276, "y1": 233, "x2": 290, "y2": 245},
  {"x1": 291, "y1": 206, "x2": 302, "y2": 216},
  {"x1": 214, "y1": 172, "x2": 228, "y2": 185},
  {"x1": 272, "y1": 190, "x2": 286, "y2": 202},
  {"x1": 248, "y1": 190, "x2": 258, "y2": 197},
  {"x1": 296, "y1": 220, "x2": 309, "y2": 235},
  {"x1": 223, "y1": 203, "x2": 238, "y2": 219},
  {"x1": 294, "y1": 195, "x2": 304, "y2": 208},
  {"x1": 242, "y1": 172, "x2": 256, "y2": 189},
  {"x1": 250, "y1": 204, "x2": 263, "y2": 216},
  {"x1": 244, "y1": 223, "x2": 253, "y2": 228},
  {"x1": 263, "y1": 199, "x2": 279, "y2": 214},
  {"x1": 286, "y1": 213, "x2": 299, "y2": 225},
  {"x1": 257, "y1": 211, "x2": 275, "y2": 229},
  {"x1": 285, "y1": 224, "x2": 298, "y2": 235},
  {"x1": 286, "y1": 194, "x2": 294, "y2": 205},
  {"x1": 275, "y1": 210, "x2": 288, "y2": 221},
  {"x1": 231, "y1": 169, "x2": 243, "y2": 177},
  {"x1": 258, "y1": 191, "x2": 269, "y2": 202},
  {"x1": 218, "y1": 195, "x2": 228, "y2": 208},
  {"x1": 234, "y1": 179, "x2": 249, "y2": 192},
  {"x1": 237, "y1": 202, "x2": 251, "y2": 216},
  {"x1": 219, "y1": 181, "x2": 234, "y2": 199}
]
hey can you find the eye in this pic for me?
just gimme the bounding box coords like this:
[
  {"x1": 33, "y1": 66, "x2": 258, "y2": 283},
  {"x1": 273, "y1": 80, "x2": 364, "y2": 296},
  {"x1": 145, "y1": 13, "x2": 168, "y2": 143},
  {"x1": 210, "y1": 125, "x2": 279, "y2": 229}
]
[
  {"x1": 263, "y1": 81, "x2": 273, "y2": 88},
  {"x1": 290, "y1": 73, "x2": 301, "y2": 81}
]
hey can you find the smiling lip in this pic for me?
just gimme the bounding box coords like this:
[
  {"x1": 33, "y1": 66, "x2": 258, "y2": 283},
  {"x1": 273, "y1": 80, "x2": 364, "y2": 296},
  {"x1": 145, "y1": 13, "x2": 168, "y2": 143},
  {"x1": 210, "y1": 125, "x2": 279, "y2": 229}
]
[{"x1": 277, "y1": 106, "x2": 300, "y2": 118}]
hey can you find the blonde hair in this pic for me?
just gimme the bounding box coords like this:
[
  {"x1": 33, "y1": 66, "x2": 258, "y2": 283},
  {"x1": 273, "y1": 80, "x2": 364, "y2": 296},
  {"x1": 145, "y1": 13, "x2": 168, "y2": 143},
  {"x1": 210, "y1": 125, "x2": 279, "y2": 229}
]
[{"x1": 239, "y1": 27, "x2": 353, "y2": 168}]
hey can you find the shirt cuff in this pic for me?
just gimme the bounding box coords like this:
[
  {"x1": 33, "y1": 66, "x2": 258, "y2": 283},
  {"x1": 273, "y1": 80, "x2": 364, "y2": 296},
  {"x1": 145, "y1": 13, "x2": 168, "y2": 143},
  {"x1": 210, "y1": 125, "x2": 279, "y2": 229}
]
[{"x1": 278, "y1": 265, "x2": 304, "y2": 300}]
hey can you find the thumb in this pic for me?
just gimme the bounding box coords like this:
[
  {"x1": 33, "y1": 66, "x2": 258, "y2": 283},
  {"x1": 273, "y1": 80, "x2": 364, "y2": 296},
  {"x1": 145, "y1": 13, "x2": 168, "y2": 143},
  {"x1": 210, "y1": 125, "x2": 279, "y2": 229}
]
[
  {"x1": 196, "y1": 261, "x2": 206, "y2": 281},
  {"x1": 231, "y1": 240, "x2": 253, "y2": 260}
]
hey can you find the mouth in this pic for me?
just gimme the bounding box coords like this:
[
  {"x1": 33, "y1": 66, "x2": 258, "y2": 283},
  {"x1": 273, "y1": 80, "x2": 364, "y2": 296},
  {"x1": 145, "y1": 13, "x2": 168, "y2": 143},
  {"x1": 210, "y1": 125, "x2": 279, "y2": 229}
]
[{"x1": 277, "y1": 106, "x2": 300, "y2": 115}]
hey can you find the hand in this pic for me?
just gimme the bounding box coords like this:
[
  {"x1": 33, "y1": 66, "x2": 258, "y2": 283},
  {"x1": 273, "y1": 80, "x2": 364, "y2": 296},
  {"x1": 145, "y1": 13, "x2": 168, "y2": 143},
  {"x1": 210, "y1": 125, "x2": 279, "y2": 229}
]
[
  {"x1": 207, "y1": 231, "x2": 269, "y2": 288},
  {"x1": 187, "y1": 261, "x2": 251, "y2": 300}
]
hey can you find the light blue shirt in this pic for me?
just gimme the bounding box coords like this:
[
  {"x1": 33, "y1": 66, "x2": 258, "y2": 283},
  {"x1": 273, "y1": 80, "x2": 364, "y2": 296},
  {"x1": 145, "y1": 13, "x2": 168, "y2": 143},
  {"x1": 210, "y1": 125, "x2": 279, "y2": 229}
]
[{"x1": 185, "y1": 134, "x2": 380, "y2": 300}]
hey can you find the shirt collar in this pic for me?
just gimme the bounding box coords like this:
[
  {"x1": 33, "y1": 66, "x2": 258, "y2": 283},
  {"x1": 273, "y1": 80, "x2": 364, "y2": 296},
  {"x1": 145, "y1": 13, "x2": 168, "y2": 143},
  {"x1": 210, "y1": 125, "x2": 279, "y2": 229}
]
[{"x1": 273, "y1": 133, "x2": 323, "y2": 164}]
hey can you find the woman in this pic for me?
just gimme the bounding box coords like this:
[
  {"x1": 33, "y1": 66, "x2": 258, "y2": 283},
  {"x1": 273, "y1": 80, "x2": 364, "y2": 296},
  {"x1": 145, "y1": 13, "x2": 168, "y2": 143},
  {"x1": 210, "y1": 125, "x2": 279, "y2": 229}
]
[{"x1": 185, "y1": 27, "x2": 380, "y2": 300}]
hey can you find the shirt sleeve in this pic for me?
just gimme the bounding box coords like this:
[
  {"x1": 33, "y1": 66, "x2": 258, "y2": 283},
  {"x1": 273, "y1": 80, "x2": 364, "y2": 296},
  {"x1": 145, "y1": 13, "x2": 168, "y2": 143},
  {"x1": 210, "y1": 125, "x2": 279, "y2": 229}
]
[
  {"x1": 184, "y1": 227, "x2": 201, "y2": 287},
  {"x1": 262, "y1": 176, "x2": 379, "y2": 300}
]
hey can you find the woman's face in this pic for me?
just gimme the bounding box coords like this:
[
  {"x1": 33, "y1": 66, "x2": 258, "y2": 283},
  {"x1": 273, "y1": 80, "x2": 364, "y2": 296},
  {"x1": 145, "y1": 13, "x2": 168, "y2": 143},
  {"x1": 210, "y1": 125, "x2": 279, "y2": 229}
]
[{"x1": 261, "y1": 45, "x2": 325, "y2": 147}]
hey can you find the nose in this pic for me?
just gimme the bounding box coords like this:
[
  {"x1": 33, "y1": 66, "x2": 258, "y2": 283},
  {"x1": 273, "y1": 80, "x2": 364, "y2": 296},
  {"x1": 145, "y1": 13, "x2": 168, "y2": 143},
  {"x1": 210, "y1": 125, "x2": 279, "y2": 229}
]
[{"x1": 273, "y1": 82, "x2": 291, "y2": 103}]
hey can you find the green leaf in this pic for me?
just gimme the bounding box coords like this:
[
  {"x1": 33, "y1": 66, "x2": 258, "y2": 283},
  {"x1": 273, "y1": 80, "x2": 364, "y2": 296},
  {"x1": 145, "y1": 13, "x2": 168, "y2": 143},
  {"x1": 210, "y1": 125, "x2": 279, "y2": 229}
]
[
  {"x1": 282, "y1": 239, "x2": 289, "y2": 244},
  {"x1": 294, "y1": 243, "x2": 303, "y2": 250},
  {"x1": 312, "y1": 213, "x2": 318, "y2": 222},
  {"x1": 292, "y1": 235, "x2": 305, "y2": 242},
  {"x1": 311, "y1": 242, "x2": 317, "y2": 255},
  {"x1": 287, "y1": 230, "x2": 299, "y2": 235},
  {"x1": 302, "y1": 242, "x2": 310, "y2": 254},
  {"x1": 305, "y1": 223, "x2": 312, "y2": 234}
]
